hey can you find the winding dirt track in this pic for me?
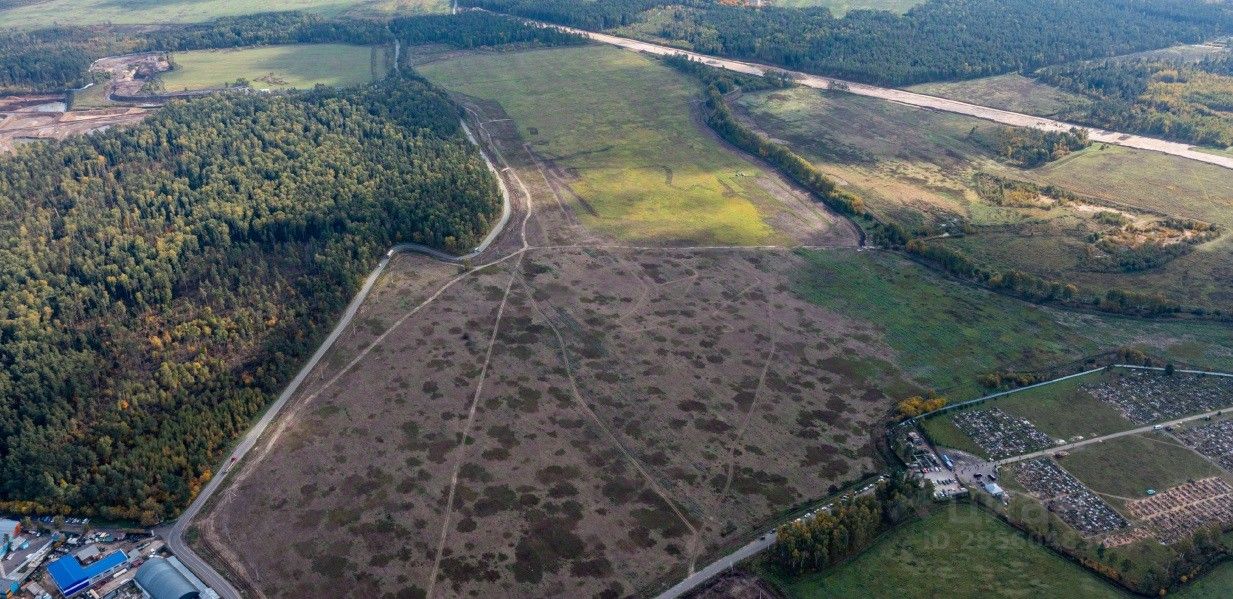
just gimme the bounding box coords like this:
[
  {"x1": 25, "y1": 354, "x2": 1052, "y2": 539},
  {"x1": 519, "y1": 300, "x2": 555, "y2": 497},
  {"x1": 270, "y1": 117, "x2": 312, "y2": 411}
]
[
  {"x1": 546, "y1": 23, "x2": 1233, "y2": 172},
  {"x1": 160, "y1": 120, "x2": 514, "y2": 599}
]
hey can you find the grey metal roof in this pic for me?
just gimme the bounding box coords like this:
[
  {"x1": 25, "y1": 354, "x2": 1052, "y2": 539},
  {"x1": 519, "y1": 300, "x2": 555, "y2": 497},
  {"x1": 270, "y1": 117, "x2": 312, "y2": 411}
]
[{"x1": 135, "y1": 558, "x2": 199, "y2": 599}]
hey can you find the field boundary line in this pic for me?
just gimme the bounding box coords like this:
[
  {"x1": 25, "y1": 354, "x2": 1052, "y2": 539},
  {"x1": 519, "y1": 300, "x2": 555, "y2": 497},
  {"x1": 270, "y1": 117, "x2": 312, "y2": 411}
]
[{"x1": 909, "y1": 364, "x2": 1233, "y2": 426}]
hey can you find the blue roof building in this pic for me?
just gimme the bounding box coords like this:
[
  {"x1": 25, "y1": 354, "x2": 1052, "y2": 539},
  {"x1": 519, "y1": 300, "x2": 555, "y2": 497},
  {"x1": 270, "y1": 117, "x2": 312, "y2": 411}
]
[{"x1": 47, "y1": 550, "x2": 128, "y2": 597}]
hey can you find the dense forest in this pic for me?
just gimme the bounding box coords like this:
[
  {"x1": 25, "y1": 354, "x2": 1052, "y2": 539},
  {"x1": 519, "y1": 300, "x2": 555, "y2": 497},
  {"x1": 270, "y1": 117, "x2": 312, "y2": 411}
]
[
  {"x1": 0, "y1": 74, "x2": 500, "y2": 523},
  {"x1": 463, "y1": 0, "x2": 1233, "y2": 85},
  {"x1": 0, "y1": 26, "x2": 135, "y2": 91},
  {"x1": 1036, "y1": 55, "x2": 1233, "y2": 147},
  {"x1": 389, "y1": 12, "x2": 584, "y2": 48}
]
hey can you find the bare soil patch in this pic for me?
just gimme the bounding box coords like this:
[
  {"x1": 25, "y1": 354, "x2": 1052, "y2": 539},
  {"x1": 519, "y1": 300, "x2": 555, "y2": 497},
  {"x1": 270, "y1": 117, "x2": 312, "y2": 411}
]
[
  {"x1": 196, "y1": 59, "x2": 882, "y2": 598},
  {"x1": 90, "y1": 52, "x2": 170, "y2": 98},
  {"x1": 197, "y1": 245, "x2": 908, "y2": 598},
  {"x1": 0, "y1": 100, "x2": 150, "y2": 153}
]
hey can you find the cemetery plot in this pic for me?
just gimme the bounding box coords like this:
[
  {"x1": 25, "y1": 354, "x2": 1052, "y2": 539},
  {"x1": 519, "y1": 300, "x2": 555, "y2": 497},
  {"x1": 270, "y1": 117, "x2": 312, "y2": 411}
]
[
  {"x1": 1174, "y1": 420, "x2": 1233, "y2": 472},
  {"x1": 1013, "y1": 458, "x2": 1128, "y2": 536},
  {"x1": 1106, "y1": 478, "x2": 1233, "y2": 546},
  {"x1": 952, "y1": 408, "x2": 1055, "y2": 459},
  {"x1": 1085, "y1": 370, "x2": 1233, "y2": 424}
]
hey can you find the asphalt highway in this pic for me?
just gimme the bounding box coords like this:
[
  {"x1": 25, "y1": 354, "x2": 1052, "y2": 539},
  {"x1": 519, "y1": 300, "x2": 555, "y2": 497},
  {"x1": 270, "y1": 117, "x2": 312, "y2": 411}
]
[{"x1": 546, "y1": 23, "x2": 1233, "y2": 172}]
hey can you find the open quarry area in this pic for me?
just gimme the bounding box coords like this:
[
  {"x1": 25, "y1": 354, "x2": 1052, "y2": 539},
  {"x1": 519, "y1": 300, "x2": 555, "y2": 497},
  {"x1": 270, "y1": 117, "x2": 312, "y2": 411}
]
[{"x1": 0, "y1": 94, "x2": 150, "y2": 153}]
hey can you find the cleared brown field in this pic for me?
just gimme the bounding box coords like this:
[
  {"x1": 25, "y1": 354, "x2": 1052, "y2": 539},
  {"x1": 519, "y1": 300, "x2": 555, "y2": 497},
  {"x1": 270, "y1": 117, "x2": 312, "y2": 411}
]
[
  {"x1": 195, "y1": 243, "x2": 906, "y2": 597},
  {"x1": 189, "y1": 51, "x2": 1233, "y2": 599},
  {"x1": 192, "y1": 62, "x2": 891, "y2": 598}
]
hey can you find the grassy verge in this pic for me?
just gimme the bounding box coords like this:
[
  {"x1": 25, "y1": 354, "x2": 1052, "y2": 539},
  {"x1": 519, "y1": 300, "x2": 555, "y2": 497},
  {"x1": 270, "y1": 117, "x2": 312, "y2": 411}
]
[
  {"x1": 763, "y1": 503, "x2": 1127, "y2": 598},
  {"x1": 905, "y1": 73, "x2": 1091, "y2": 117}
]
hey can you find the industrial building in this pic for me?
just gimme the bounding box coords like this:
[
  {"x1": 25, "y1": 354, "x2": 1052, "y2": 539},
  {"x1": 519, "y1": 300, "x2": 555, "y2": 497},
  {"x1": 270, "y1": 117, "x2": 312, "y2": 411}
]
[
  {"x1": 0, "y1": 519, "x2": 19, "y2": 546},
  {"x1": 134, "y1": 557, "x2": 201, "y2": 599},
  {"x1": 47, "y1": 550, "x2": 128, "y2": 597}
]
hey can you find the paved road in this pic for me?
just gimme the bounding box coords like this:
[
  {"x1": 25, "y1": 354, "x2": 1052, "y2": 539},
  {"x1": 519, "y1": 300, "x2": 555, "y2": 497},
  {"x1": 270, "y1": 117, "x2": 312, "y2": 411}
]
[
  {"x1": 543, "y1": 23, "x2": 1233, "y2": 172},
  {"x1": 160, "y1": 120, "x2": 511, "y2": 599},
  {"x1": 655, "y1": 479, "x2": 881, "y2": 599},
  {"x1": 997, "y1": 403, "x2": 1233, "y2": 466},
  {"x1": 656, "y1": 533, "x2": 775, "y2": 599}
]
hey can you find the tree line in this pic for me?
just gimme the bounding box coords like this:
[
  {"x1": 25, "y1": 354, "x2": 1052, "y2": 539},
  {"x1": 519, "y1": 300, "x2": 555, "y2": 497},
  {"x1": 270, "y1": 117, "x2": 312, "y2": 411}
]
[
  {"x1": 1036, "y1": 55, "x2": 1233, "y2": 147},
  {"x1": 770, "y1": 474, "x2": 929, "y2": 575},
  {"x1": 0, "y1": 11, "x2": 580, "y2": 93},
  {"x1": 674, "y1": 57, "x2": 1201, "y2": 319},
  {"x1": 463, "y1": 0, "x2": 1233, "y2": 86},
  {"x1": 994, "y1": 492, "x2": 1230, "y2": 596},
  {"x1": 0, "y1": 73, "x2": 500, "y2": 523},
  {"x1": 696, "y1": 79, "x2": 866, "y2": 217}
]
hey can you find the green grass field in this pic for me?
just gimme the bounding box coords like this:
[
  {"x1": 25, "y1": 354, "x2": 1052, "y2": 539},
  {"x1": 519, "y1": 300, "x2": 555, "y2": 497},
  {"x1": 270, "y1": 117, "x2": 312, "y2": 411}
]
[
  {"x1": 1176, "y1": 560, "x2": 1233, "y2": 598},
  {"x1": 768, "y1": 504, "x2": 1127, "y2": 598},
  {"x1": 996, "y1": 374, "x2": 1133, "y2": 440},
  {"x1": 418, "y1": 45, "x2": 796, "y2": 245},
  {"x1": 161, "y1": 44, "x2": 382, "y2": 91},
  {"x1": 920, "y1": 416, "x2": 987, "y2": 458},
  {"x1": 0, "y1": 0, "x2": 447, "y2": 29},
  {"x1": 906, "y1": 73, "x2": 1091, "y2": 117},
  {"x1": 792, "y1": 250, "x2": 1233, "y2": 398},
  {"x1": 739, "y1": 86, "x2": 1233, "y2": 311},
  {"x1": 68, "y1": 80, "x2": 117, "y2": 109},
  {"x1": 771, "y1": 0, "x2": 924, "y2": 17},
  {"x1": 1058, "y1": 434, "x2": 1223, "y2": 502}
]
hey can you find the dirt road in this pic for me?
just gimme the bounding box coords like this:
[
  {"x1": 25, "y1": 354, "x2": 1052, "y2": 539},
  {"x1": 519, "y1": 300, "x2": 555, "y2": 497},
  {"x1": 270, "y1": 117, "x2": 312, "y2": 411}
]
[
  {"x1": 160, "y1": 121, "x2": 513, "y2": 599},
  {"x1": 547, "y1": 24, "x2": 1233, "y2": 172}
]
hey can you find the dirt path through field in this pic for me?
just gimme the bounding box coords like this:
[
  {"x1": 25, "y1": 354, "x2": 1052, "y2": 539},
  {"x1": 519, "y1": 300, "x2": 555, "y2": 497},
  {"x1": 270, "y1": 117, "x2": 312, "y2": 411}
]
[{"x1": 189, "y1": 68, "x2": 870, "y2": 597}]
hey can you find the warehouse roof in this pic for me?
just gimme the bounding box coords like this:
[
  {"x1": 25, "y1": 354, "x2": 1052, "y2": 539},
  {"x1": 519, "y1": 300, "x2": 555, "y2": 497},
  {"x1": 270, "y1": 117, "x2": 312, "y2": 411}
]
[
  {"x1": 47, "y1": 550, "x2": 127, "y2": 596},
  {"x1": 134, "y1": 557, "x2": 199, "y2": 599}
]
